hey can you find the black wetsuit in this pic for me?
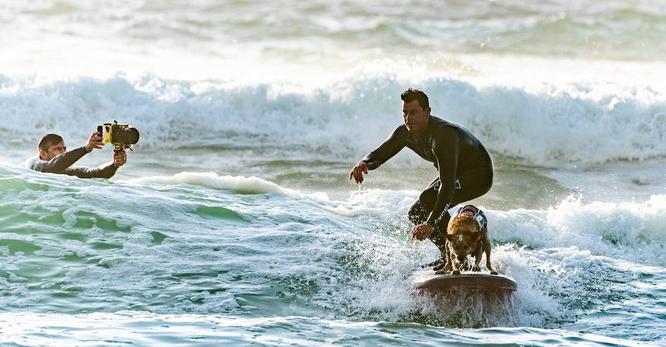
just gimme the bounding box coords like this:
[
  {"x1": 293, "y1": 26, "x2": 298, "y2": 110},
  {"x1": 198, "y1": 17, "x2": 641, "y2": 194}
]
[
  {"x1": 361, "y1": 116, "x2": 493, "y2": 250},
  {"x1": 26, "y1": 146, "x2": 119, "y2": 179}
]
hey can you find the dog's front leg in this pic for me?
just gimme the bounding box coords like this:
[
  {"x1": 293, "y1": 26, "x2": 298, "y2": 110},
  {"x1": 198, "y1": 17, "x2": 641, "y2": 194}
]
[
  {"x1": 450, "y1": 258, "x2": 462, "y2": 275},
  {"x1": 447, "y1": 242, "x2": 463, "y2": 275},
  {"x1": 481, "y1": 226, "x2": 498, "y2": 275},
  {"x1": 451, "y1": 267, "x2": 461, "y2": 275},
  {"x1": 472, "y1": 247, "x2": 483, "y2": 272}
]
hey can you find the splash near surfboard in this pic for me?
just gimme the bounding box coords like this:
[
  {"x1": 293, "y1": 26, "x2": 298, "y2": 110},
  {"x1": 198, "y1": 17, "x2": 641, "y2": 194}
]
[{"x1": 409, "y1": 270, "x2": 519, "y2": 326}]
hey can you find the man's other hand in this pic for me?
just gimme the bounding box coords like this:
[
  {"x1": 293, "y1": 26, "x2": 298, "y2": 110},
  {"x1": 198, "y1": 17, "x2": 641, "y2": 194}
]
[
  {"x1": 349, "y1": 161, "x2": 368, "y2": 184},
  {"x1": 84, "y1": 132, "x2": 104, "y2": 152},
  {"x1": 412, "y1": 223, "x2": 435, "y2": 241},
  {"x1": 113, "y1": 149, "x2": 127, "y2": 167}
]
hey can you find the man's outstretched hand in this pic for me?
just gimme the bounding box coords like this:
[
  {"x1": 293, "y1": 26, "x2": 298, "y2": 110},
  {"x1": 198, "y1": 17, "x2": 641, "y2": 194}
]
[
  {"x1": 84, "y1": 132, "x2": 104, "y2": 152},
  {"x1": 349, "y1": 161, "x2": 369, "y2": 184}
]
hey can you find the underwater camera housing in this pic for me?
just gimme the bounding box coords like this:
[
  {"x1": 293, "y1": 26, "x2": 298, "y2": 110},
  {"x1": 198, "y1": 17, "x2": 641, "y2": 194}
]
[{"x1": 97, "y1": 121, "x2": 140, "y2": 150}]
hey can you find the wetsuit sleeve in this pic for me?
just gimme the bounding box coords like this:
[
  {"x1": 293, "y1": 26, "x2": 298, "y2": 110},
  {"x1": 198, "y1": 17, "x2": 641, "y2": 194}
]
[
  {"x1": 32, "y1": 147, "x2": 89, "y2": 174},
  {"x1": 425, "y1": 129, "x2": 460, "y2": 226},
  {"x1": 361, "y1": 126, "x2": 407, "y2": 170},
  {"x1": 64, "y1": 163, "x2": 119, "y2": 179}
]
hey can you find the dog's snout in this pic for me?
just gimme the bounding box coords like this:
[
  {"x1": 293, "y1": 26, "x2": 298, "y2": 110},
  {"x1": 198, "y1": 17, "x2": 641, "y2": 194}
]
[{"x1": 457, "y1": 255, "x2": 466, "y2": 262}]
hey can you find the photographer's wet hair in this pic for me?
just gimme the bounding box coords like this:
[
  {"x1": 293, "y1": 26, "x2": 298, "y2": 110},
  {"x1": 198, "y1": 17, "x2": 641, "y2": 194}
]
[
  {"x1": 400, "y1": 88, "x2": 429, "y2": 109},
  {"x1": 38, "y1": 134, "x2": 63, "y2": 151}
]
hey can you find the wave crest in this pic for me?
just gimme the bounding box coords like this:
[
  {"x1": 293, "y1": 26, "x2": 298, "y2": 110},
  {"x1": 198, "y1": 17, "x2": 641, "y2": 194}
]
[{"x1": 2, "y1": 73, "x2": 665, "y2": 165}]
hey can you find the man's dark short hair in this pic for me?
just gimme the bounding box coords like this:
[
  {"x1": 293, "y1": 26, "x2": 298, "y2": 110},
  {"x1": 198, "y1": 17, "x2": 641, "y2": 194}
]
[
  {"x1": 401, "y1": 88, "x2": 429, "y2": 109},
  {"x1": 38, "y1": 134, "x2": 63, "y2": 151}
]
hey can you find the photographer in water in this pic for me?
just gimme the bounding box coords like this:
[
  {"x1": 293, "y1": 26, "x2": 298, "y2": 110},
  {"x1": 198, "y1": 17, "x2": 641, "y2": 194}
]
[{"x1": 26, "y1": 131, "x2": 127, "y2": 179}]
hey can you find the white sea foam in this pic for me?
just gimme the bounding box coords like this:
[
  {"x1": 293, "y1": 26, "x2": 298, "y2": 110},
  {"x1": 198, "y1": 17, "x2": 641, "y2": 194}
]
[
  {"x1": 128, "y1": 172, "x2": 289, "y2": 195},
  {"x1": 321, "y1": 185, "x2": 666, "y2": 266},
  {"x1": 2, "y1": 73, "x2": 664, "y2": 166},
  {"x1": 487, "y1": 194, "x2": 666, "y2": 267}
]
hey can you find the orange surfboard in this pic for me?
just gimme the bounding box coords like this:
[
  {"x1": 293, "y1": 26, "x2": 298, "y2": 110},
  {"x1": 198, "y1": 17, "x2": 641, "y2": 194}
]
[{"x1": 411, "y1": 271, "x2": 517, "y2": 295}]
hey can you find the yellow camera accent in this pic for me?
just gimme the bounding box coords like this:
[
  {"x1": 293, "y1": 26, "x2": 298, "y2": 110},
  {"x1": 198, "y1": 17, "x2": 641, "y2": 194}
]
[{"x1": 103, "y1": 124, "x2": 112, "y2": 144}]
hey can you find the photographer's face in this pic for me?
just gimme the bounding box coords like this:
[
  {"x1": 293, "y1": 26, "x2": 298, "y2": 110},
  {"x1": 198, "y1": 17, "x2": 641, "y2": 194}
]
[{"x1": 40, "y1": 141, "x2": 67, "y2": 160}]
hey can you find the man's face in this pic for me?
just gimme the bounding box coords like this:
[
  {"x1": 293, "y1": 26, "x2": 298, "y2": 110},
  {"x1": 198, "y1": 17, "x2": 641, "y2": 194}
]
[
  {"x1": 40, "y1": 141, "x2": 67, "y2": 160},
  {"x1": 402, "y1": 100, "x2": 430, "y2": 134}
]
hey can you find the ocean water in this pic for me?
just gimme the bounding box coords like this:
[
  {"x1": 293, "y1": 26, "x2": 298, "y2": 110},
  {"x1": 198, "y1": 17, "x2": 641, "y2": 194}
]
[{"x1": 1, "y1": 1, "x2": 665, "y2": 346}]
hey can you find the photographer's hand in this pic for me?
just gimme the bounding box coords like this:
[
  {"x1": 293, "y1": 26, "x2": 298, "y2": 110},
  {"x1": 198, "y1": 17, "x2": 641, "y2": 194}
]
[
  {"x1": 84, "y1": 132, "x2": 104, "y2": 152},
  {"x1": 113, "y1": 148, "x2": 127, "y2": 167}
]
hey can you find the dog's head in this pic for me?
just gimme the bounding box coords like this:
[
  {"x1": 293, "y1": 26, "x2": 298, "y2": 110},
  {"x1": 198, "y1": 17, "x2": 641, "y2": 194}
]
[{"x1": 446, "y1": 214, "x2": 482, "y2": 262}]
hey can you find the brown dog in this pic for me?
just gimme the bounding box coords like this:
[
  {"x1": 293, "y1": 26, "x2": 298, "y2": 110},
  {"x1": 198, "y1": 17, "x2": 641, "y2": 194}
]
[{"x1": 435, "y1": 205, "x2": 497, "y2": 275}]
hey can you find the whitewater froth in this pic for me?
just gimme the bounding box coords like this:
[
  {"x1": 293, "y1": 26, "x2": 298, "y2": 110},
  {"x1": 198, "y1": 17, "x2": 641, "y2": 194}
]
[{"x1": 1, "y1": 73, "x2": 664, "y2": 166}]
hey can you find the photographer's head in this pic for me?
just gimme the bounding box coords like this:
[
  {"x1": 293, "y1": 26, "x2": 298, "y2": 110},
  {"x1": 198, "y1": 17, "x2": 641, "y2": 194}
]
[{"x1": 38, "y1": 134, "x2": 66, "y2": 160}]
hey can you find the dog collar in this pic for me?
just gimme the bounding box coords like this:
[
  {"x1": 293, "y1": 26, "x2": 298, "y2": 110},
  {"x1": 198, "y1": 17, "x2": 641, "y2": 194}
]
[{"x1": 458, "y1": 204, "x2": 487, "y2": 229}]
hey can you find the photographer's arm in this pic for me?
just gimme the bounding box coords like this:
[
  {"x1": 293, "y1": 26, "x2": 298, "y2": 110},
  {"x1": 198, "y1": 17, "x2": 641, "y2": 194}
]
[
  {"x1": 33, "y1": 132, "x2": 103, "y2": 173},
  {"x1": 35, "y1": 147, "x2": 89, "y2": 174},
  {"x1": 64, "y1": 163, "x2": 118, "y2": 179},
  {"x1": 64, "y1": 149, "x2": 126, "y2": 179}
]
